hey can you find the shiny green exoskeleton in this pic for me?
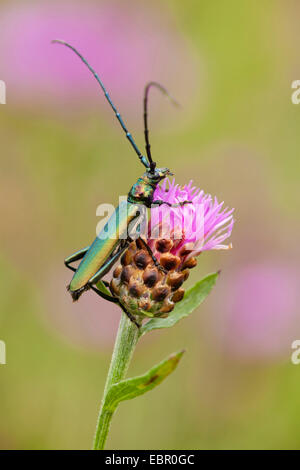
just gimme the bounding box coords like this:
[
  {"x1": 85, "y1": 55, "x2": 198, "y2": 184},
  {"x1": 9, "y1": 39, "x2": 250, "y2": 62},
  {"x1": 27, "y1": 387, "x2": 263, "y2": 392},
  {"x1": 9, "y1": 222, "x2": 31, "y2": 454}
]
[
  {"x1": 67, "y1": 169, "x2": 171, "y2": 300},
  {"x1": 54, "y1": 40, "x2": 189, "y2": 325}
]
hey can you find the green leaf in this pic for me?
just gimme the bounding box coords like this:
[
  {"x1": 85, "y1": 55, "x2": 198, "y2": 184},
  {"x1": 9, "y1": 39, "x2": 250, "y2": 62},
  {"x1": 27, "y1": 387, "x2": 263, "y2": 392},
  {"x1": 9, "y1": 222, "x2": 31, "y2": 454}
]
[
  {"x1": 103, "y1": 350, "x2": 184, "y2": 413},
  {"x1": 140, "y1": 272, "x2": 219, "y2": 337},
  {"x1": 95, "y1": 280, "x2": 111, "y2": 296}
]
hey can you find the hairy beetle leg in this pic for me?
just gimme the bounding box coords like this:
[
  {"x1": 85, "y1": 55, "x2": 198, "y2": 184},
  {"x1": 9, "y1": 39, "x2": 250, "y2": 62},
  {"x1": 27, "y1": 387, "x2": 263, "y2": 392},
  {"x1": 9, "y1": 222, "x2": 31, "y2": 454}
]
[
  {"x1": 64, "y1": 246, "x2": 90, "y2": 272},
  {"x1": 137, "y1": 237, "x2": 168, "y2": 274},
  {"x1": 90, "y1": 285, "x2": 140, "y2": 328},
  {"x1": 152, "y1": 199, "x2": 192, "y2": 208}
]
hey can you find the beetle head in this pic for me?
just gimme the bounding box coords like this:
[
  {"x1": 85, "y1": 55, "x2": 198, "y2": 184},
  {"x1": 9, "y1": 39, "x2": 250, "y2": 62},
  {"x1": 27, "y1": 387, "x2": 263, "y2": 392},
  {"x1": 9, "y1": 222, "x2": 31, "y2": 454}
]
[{"x1": 146, "y1": 167, "x2": 173, "y2": 184}]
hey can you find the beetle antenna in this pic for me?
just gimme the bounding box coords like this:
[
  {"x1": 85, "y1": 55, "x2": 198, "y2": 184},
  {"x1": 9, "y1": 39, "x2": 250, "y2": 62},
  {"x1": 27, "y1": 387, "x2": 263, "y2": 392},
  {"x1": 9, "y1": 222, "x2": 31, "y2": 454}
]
[
  {"x1": 143, "y1": 81, "x2": 180, "y2": 173},
  {"x1": 52, "y1": 39, "x2": 149, "y2": 169}
]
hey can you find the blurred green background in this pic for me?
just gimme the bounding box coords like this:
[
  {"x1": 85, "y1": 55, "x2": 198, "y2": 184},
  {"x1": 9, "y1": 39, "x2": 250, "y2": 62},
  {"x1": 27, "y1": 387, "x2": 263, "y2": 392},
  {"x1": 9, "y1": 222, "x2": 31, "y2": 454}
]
[{"x1": 1, "y1": 0, "x2": 300, "y2": 449}]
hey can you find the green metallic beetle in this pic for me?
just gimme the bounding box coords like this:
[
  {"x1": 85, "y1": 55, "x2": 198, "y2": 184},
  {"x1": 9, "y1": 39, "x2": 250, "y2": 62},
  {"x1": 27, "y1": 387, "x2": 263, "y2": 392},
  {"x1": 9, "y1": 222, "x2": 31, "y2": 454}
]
[{"x1": 53, "y1": 40, "x2": 190, "y2": 325}]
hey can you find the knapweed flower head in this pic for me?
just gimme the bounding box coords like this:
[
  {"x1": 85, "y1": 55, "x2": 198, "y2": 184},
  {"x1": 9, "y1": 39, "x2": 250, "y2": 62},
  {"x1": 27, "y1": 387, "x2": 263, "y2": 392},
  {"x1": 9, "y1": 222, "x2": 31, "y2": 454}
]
[
  {"x1": 149, "y1": 179, "x2": 234, "y2": 257},
  {"x1": 110, "y1": 179, "x2": 234, "y2": 319}
]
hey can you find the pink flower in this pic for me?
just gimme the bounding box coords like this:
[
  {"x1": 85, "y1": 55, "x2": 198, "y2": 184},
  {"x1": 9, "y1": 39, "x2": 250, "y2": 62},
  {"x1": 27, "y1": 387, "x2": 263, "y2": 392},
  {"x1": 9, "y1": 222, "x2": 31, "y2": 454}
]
[
  {"x1": 211, "y1": 263, "x2": 300, "y2": 361},
  {"x1": 148, "y1": 179, "x2": 234, "y2": 262},
  {"x1": 110, "y1": 179, "x2": 234, "y2": 318}
]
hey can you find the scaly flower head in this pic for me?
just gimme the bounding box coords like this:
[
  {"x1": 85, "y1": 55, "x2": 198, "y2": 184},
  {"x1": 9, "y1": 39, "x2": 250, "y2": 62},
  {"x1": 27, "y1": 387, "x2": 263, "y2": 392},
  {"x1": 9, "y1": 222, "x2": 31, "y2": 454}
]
[{"x1": 110, "y1": 179, "x2": 234, "y2": 319}]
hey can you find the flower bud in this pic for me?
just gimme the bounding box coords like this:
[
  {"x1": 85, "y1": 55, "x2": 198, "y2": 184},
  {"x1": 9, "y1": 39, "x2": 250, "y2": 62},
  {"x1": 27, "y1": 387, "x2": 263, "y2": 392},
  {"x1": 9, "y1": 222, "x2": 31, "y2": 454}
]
[{"x1": 109, "y1": 238, "x2": 197, "y2": 319}]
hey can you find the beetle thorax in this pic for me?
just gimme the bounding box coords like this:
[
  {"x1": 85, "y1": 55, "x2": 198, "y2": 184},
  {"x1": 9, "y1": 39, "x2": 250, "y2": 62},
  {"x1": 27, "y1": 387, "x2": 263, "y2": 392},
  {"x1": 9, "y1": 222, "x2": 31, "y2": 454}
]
[
  {"x1": 127, "y1": 168, "x2": 171, "y2": 206},
  {"x1": 128, "y1": 176, "x2": 156, "y2": 206}
]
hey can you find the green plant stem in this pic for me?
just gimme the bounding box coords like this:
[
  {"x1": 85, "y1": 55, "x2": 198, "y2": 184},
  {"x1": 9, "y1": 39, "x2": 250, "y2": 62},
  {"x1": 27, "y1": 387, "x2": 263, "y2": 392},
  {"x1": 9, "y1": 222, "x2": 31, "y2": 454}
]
[{"x1": 93, "y1": 312, "x2": 140, "y2": 450}]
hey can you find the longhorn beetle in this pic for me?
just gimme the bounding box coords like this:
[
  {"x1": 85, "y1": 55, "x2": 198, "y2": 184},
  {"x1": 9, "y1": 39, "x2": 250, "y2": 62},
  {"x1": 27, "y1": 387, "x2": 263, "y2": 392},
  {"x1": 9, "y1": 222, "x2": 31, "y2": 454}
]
[{"x1": 53, "y1": 40, "x2": 191, "y2": 326}]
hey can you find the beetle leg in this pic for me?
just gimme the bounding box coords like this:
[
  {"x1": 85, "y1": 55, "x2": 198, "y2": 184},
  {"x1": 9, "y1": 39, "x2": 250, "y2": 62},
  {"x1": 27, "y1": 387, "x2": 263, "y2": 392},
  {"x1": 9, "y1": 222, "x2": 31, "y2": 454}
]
[
  {"x1": 64, "y1": 242, "x2": 139, "y2": 327},
  {"x1": 117, "y1": 302, "x2": 140, "y2": 328},
  {"x1": 88, "y1": 242, "x2": 129, "y2": 285},
  {"x1": 90, "y1": 285, "x2": 140, "y2": 328},
  {"x1": 64, "y1": 246, "x2": 90, "y2": 272},
  {"x1": 90, "y1": 285, "x2": 118, "y2": 303},
  {"x1": 137, "y1": 237, "x2": 168, "y2": 274},
  {"x1": 152, "y1": 199, "x2": 192, "y2": 208}
]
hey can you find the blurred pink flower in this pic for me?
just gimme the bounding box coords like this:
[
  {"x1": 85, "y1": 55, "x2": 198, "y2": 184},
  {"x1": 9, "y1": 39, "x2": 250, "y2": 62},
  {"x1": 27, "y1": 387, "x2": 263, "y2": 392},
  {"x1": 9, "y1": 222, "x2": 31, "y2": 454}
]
[
  {"x1": 211, "y1": 263, "x2": 300, "y2": 361},
  {"x1": 149, "y1": 178, "x2": 234, "y2": 261},
  {"x1": 0, "y1": 0, "x2": 198, "y2": 112}
]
